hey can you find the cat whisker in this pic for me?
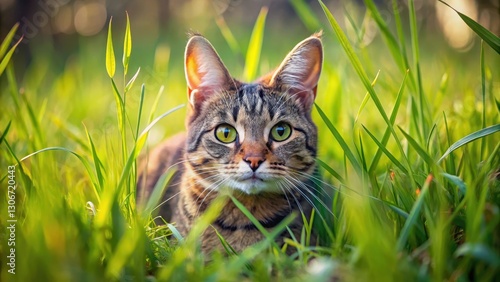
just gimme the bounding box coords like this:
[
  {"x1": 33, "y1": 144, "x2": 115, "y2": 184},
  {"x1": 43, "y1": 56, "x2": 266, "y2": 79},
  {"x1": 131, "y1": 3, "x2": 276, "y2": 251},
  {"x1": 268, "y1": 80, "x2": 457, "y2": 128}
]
[
  {"x1": 276, "y1": 181, "x2": 294, "y2": 212},
  {"x1": 152, "y1": 190, "x2": 182, "y2": 213},
  {"x1": 195, "y1": 180, "x2": 222, "y2": 217},
  {"x1": 279, "y1": 178, "x2": 306, "y2": 216},
  {"x1": 283, "y1": 175, "x2": 335, "y2": 219},
  {"x1": 150, "y1": 171, "x2": 223, "y2": 213},
  {"x1": 292, "y1": 168, "x2": 376, "y2": 201},
  {"x1": 289, "y1": 168, "x2": 346, "y2": 196},
  {"x1": 286, "y1": 170, "x2": 333, "y2": 200}
]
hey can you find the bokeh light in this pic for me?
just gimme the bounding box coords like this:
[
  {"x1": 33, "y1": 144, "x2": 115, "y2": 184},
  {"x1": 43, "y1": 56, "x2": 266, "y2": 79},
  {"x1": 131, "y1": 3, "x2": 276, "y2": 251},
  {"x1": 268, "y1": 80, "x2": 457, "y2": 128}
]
[
  {"x1": 74, "y1": 1, "x2": 107, "y2": 36},
  {"x1": 435, "y1": 0, "x2": 477, "y2": 50}
]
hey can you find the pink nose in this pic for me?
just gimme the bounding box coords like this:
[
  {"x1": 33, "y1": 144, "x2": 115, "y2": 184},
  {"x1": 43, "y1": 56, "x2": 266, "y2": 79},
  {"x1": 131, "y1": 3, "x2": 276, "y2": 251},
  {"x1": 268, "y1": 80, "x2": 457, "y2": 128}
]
[{"x1": 244, "y1": 156, "x2": 265, "y2": 171}]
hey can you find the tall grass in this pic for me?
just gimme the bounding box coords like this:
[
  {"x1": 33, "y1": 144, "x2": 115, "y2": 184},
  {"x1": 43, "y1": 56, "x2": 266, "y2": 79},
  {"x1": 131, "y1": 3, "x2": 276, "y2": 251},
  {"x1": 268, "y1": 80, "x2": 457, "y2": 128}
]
[{"x1": 1, "y1": 0, "x2": 499, "y2": 281}]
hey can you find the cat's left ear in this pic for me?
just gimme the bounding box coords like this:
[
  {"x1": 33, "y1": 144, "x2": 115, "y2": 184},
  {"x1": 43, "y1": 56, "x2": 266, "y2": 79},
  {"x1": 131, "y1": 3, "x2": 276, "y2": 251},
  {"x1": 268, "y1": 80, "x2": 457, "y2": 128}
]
[
  {"x1": 185, "y1": 35, "x2": 233, "y2": 109},
  {"x1": 269, "y1": 33, "x2": 323, "y2": 110}
]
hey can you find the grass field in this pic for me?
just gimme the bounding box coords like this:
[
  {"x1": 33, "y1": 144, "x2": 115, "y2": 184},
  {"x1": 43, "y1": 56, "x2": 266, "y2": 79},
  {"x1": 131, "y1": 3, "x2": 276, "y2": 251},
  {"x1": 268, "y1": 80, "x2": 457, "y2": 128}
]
[{"x1": 1, "y1": 0, "x2": 499, "y2": 281}]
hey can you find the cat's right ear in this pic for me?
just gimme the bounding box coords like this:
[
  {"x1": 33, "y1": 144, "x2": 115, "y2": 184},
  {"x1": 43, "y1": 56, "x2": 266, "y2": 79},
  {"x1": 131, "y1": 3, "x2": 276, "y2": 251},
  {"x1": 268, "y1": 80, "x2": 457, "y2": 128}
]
[{"x1": 185, "y1": 35, "x2": 233, "y2": 109}]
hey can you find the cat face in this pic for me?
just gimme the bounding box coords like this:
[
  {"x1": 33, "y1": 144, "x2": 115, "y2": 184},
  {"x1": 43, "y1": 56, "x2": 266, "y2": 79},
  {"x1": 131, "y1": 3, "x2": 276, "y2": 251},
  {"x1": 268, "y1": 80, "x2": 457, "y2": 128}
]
[{"x1": 183, "y1": 34, "x2": 322, "y2": 195}]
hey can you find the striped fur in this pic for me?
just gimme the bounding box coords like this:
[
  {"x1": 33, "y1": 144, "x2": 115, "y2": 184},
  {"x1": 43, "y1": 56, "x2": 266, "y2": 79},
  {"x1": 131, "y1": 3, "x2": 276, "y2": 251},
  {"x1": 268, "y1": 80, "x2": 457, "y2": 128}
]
[{"x1": 138, "y1": 33, "x2": 323, "y2": 253}]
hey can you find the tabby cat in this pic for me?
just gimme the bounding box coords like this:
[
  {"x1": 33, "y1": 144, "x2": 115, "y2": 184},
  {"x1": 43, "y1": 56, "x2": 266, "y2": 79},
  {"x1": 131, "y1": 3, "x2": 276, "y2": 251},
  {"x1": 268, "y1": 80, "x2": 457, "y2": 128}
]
[{"x1": 138, "y1": 33, "x2": 323, "y2": 253}]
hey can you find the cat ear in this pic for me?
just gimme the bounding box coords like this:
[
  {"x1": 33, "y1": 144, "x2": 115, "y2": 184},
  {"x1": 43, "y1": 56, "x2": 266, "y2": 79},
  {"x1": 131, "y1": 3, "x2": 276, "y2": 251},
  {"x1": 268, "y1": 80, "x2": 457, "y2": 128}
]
[
  {"x1": 269, "y1": 33, "x2": 323, "y2": 110},
  {"x1": 185, "y1": 35, "x2": 233, "y2": 108}
]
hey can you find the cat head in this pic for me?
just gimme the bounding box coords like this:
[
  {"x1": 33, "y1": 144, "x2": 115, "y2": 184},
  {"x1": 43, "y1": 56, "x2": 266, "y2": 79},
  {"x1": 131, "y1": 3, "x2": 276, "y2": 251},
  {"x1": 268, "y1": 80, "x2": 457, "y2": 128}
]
[{"x1": 184, "y1": 33, "x2": 322, "y2": 194}]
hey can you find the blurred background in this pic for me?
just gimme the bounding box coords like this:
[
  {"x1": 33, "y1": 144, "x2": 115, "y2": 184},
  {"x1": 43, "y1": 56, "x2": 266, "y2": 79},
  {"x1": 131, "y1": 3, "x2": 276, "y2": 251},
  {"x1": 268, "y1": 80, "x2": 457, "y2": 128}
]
[{"x1": 2, "y1": 0, "x2": 499, "y2": 68}]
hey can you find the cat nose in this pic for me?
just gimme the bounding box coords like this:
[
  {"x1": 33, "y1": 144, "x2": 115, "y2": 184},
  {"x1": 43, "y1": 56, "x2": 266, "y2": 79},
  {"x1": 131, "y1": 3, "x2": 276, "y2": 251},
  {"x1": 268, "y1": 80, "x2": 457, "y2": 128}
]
[{"x1": 243, "y1": 156, "x2": 265, "y2": 171}]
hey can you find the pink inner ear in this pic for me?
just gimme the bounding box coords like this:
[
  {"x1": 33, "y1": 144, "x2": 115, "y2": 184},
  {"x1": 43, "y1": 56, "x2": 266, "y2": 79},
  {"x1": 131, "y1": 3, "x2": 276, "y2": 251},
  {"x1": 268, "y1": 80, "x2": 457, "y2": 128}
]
[
  {"x1": 184, "y1": 36, "x2": 232, "y2": 107},
  {"x1": 186, "y1": 50, "x2": 227, "y2": 90},
  {"x1": 301, "y1": 47, "x2": 322, "y2": 90},
  {"x1": 270, "y1": 37, "x2": 323, "y2": 109},
  {"x1": 186, "y1": 55, "x2": 202, "y2": 90}
]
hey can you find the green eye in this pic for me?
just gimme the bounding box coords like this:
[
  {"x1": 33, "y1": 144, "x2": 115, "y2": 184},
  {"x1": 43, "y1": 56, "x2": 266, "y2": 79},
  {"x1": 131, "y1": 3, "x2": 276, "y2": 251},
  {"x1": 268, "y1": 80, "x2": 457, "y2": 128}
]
[
  {"x1": 270, "y1": 122, "x2": 292, "y2": 142},
  {"x1": 215, "y1": 124, "x2": 237, "y2": 143}
]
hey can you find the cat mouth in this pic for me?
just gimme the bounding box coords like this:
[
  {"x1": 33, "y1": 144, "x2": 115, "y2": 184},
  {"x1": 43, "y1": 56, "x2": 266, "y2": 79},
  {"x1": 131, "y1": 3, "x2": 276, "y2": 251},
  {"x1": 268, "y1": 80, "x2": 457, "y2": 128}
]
[
  {"x1": 229, "y1": 172, "x2": 284, "y2": 194},
  {"x1": 238, "y1": 173, "x2": 265, "y2": 183}
]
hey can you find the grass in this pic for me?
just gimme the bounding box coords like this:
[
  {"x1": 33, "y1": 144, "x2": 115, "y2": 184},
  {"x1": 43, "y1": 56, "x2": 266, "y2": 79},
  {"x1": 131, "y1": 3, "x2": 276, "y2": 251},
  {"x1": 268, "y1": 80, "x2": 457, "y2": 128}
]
[{"x1": 1, "y1": 0, "x2": 500, "y2": 281}]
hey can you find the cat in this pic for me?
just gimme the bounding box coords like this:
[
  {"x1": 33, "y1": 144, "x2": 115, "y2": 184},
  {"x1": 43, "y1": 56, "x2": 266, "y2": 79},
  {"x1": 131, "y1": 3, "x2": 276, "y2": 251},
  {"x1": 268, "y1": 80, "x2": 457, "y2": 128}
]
[{"x1": 137, "y1": 32, "x2": 323, "y2": 253}]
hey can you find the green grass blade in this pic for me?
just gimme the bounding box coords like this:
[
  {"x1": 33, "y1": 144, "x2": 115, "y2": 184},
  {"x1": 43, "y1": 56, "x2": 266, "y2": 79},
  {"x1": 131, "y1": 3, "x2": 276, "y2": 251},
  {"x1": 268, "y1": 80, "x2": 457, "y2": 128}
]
[
  {"x1": 387, "y1": 203, "x2": 409, "y2": 220},
  {"x1": 6, "y1": 65, "x2": 23, "y2": 125},
  {"x1": 318, "y1": 0, "x2": 408, "y2": 171},
  {"x1": 0, "y1": 35, "x2": 23, "y2": 76},
  {"x1": 106, "y1": 17, "x2": 116, "y2": 78},
  {"x1": 167, "y1": 223, "x2": 184, "y2": 242},
  {"x1": 315, "y1": 104, "x2": 362, "y2": 174},
  {"x1": 215, "y1": 17, "x2": 242, "y2": 57},
  {"x1": 408, "y1": 0, "x2": 427, "y2": 140},
  {"x1": 357, "y1": 133, "x2": 367, "y2": 172},
  {"x1": 354, "y1": 70, "x2": 380, "y2": 123},
  {"x1": 135, "y1": 84, "x2": 145, "y2": 140},
  {"x1": 182, "y1": 195, "x2": 228, "y2": 246},
  {"x1": 396, "y1": 174, "x2": 432, "y2": 251},
  {"x1": 438, "y1": 124, "x2": 500, "y2": 163},
  {"x1": 125, "y1": 67, "x2": 141, "y2": 93},
  {"x1": 142, "y1": 168, "x2": 176, "y2": 219},
  {"x1": 106, "y1": 227, "x2": 143, "y2": 279},
  {"x1": 441, "y1": 173, "x2": 466, "y2": 198},
  {"x1": 230, "y1": 195, "x2": 296, "y2": 254},
  {"x1": 21, "y1": 94, "x2": 44, "y2": 146},
  {"x1": 19, "y1": 147, "x2": 100, "y2": 202},
  {"x1": 111, "y1": 78, "x2": 127, "y2": 159},
  {"x1": 84, "y1": 124, "x2": 105, "y2": 192},
  {"x1": 290, "y1": 0, "x2": 322, "y2": 32},
  {"x1": 3, "y1": 139, "x2": 22, "y2": 168},
  {"x1": 236, "y1": 215, "x2": 295, "y2": 255},
  {"x1": 319, "y1": 0, "x2": 372, "y2": 91},
  {"x1": 243, "y1": 6, "x2": 268, "y2": 81},
  {"x1": 455, "y1": 243, "x2": 500, "y2": 267},
  {"x1": 442, "y1": 112, "x2": 456, "y2": 174},
  {"x1": 408, "y1": 0, "x2": 420, "y2": 66},
  {"x1": 362, "y1": 125, "x2": 408, "y2": 174},
  {"x1": 399, "y1": 126, "x2": 435, "y2": 167},
  {"x1": 363, "y1": 0, "x2": 404, "y2": 70},
  {"x1": 392, "y1": 0, "x2": 416, "y2": 92},
  {"x1": 123, "y1": 11, "x2": 132, "y2": 75},
  {"x1": 0, "y1": 23, "x2": 19, "y2": 60},
  {"x1": 51, "y1": 116, "x2": 90, "y2": 151},
  {"x1": 135, "y1": 104, "x2": 184, "y2": 159},
  {"x1": 148, "y1": 86, "x2": 165, "y2": 124},
  {"x1": 438, "y1": 0, "x2": 500, "y2": 54},
  {"x1": 480, "y1": 41, "x2": 486, "y2": 158},
  {"x1": 229, "y1": 195, "x2": 272, "y2": 238},
  {"x1": 368, "y1": 71, "x2": 408, "y2": 174},
  {"x1": 316, "y1": 158, "x2": 345, "y2": 183},
  {"x1": 344, "y1": 8, "x2": 365, "y2": 45},
  {"x1": 2, "y1": 140, "x2": 32, "y2": 192},
  {"x1": 116, "y1": 105, "x2": 184, "y2": 194},
  {"x1": 426, "y1": 123, "x2": 437, "y2": 151},
  {"x1": 0, "y1": 121, "x2": 11, "y2": 145},
  {"x1": 213, "y1": 226, "x2": 238, "y2": 256}
]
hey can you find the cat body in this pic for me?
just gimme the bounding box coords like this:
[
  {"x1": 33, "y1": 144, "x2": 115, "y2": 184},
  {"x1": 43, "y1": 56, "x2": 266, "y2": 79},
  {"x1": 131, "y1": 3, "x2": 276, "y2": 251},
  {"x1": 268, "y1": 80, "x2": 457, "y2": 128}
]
[{"x1": 138, "y1": 33, "x2": 323, "y2": 253}]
